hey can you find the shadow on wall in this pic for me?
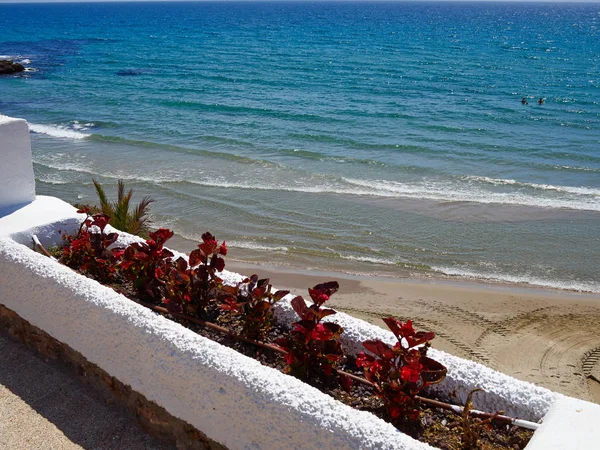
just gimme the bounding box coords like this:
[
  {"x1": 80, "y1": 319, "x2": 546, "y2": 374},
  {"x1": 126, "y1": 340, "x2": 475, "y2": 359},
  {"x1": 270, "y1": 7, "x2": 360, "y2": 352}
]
[
  {"x1": 0, "y1": 331, "x2": 172, "y2": 450},
  {"x1": 0, "y1": 201, "x2": 34, "y2": 220}
]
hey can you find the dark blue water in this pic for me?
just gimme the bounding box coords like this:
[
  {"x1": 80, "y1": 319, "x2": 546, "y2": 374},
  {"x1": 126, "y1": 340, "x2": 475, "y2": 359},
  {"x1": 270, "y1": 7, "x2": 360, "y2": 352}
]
[{"x1": 1, "y1": 2, "x2": 599, "y2": 291}]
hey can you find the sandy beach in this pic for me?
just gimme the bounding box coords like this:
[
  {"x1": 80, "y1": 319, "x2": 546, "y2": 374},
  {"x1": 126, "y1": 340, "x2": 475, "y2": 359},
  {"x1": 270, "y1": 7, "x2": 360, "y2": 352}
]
[{"x1": 219, "y1": 256, "x2": 600, "y2": 405}]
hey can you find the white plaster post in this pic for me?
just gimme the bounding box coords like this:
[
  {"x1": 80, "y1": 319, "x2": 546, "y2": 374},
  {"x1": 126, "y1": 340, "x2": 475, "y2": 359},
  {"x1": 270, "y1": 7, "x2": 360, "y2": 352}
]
[{"x1": 0, "y1": 115, "x2": 35, "y2": 213}]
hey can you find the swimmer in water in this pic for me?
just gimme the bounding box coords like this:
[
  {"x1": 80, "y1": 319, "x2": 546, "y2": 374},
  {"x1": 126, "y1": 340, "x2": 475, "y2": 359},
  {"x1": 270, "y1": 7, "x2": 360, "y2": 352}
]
[
  {"x1": 521, "y1": 97, "x2": 528, "y2": 105},
  {"x1": 538, "y1": 98, "x2": 544, "y2": 105}
]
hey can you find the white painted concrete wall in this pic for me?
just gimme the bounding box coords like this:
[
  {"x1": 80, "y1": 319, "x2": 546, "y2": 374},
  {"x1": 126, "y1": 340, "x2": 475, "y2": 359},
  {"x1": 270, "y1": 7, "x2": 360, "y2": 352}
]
[{"x1": 0, "y1": 115, "x2": 35, "y2": 213}]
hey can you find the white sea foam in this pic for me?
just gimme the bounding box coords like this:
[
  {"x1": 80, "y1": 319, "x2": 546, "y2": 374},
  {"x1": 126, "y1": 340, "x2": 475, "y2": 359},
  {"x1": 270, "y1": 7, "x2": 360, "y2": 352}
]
[
  {"x1": 32, "y1": 155, "x2": 91, "y2": 174},
  {"x1": 342, "y1": 177, "x2": 600, "y2": 212},
  {"x1": 339, "y1": 254, "x2": 397, "y2": 266},
  {"x1": 554, "y1": 165, "x2": 600, "y2": 173},
  {"x1": 464, "y1": 175, "x2": 600, "y2": 196},
  {"x1": 432, "y1": 266, "x2": 600, "y2": 294},
  {"x1": 155, "y1": 176, "x2": 600, "y2": 212},
  {"x1": 34, "y1": 174, "x2": 71, "y2": 185},
  {"x1": 30, "y1": 123, "x2": 91, "y2": 140},
  {"x1": 227, "y1": 240, "x2": 289, "y2": 253},
  {"x1": 71, "y1": 120, "x2": 94, "y2": 131}
]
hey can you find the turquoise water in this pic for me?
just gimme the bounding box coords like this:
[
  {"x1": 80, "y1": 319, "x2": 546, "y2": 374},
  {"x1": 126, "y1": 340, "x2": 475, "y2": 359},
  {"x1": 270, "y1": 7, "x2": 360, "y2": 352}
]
[{"x1": 1, "y1": 2, "x2": 599, "y2": 292}]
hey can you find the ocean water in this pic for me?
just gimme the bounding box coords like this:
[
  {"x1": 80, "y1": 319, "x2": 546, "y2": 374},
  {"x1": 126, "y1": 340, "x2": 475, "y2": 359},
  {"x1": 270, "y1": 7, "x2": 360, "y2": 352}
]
[{"x1": 1, "y1": 1, "x2": 599, "y2": 292}]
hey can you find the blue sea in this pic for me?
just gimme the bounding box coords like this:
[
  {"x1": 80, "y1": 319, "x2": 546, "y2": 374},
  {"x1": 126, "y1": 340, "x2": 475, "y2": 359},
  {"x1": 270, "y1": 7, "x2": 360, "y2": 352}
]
[{"x1": 1, "y1": 1, "x2": 599, "y2": 292}]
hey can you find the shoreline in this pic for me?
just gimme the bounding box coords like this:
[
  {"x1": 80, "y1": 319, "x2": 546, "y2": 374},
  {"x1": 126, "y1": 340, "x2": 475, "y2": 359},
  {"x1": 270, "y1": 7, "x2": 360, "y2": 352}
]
[
  {"x1": 168, "y1": 234, "x2": 600, "y2": 405},
  {"x1": 168, "y1": 234, "x2": 600, "y2": 296}
]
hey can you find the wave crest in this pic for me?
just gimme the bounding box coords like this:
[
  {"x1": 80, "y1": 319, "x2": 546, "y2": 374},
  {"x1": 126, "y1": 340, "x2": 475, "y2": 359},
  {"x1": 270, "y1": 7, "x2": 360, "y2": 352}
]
[{"x1": 30, "y1": 123, "x2": 91, "y2": 140}]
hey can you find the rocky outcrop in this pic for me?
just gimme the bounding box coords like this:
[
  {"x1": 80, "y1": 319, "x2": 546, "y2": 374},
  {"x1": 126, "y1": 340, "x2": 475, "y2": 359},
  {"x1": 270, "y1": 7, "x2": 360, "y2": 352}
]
[{"x1": 0, "y1": 60, "x2": 25, "y2": 75}]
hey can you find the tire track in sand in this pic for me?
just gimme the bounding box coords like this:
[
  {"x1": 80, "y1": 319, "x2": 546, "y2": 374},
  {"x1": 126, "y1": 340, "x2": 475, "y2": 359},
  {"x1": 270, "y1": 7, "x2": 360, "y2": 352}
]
[
  {"x1": 484, "y1": 307, "x2": 600, "y2": 402},
  {"x1": 335, "y1": 305, "x2": 493, "y2": 365},
  {"x1": 582, "y1": 347, "x2": 600, "y2": 377}
]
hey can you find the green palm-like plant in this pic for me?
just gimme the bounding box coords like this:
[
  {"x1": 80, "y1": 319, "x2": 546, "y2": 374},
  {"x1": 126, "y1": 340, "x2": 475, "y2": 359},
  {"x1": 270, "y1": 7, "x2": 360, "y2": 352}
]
[{"x1": 92, "y1": 179, "x2": 154, "y2": 237}]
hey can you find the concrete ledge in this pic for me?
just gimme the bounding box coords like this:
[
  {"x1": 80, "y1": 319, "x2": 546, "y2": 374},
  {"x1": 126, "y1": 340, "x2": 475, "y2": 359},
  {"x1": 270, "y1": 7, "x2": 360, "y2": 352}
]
[{"x1": 524, "y1": 396, "x2": 600, "y2": 449}]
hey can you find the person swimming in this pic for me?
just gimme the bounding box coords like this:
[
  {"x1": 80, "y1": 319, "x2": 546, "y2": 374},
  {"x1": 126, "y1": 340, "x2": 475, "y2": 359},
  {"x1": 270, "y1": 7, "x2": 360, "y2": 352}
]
[
  {"x1": 538, "y1": 98, "x2": 544, "y2": 105},
  {"x1": 521, "y1": 97, "x2": 528, "y2": 105}
]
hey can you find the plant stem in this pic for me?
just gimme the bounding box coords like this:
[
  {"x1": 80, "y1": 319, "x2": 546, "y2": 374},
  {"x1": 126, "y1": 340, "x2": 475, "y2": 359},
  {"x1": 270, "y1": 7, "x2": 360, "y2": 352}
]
[{"x1": 139, "y1": 301, "x2": 284, "y2": 354}]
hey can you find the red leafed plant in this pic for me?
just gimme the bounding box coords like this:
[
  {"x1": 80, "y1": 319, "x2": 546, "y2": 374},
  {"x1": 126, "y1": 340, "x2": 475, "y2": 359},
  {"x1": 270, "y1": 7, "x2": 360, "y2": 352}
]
[
  {"x1": 220, "y1": 275, "x2": 290, "y2": 339},
  {"x1": 185, "y1": 232, "x2": 227, "y2": 313},
  {"x1": 119, "y1": 228, "x2": 175, "y2": 303},
  {"x1": 60, "y1": 207, "x2": 121, "y2": 283},
  {"x1": 356, "y1": 317, "x2": 447, "y2": 422},
  {"x1": 276, "y1": 281, "x2": 345, "y2": 381},
  {"x1": 156, "y1": 232, "x2": 228, "y2": 315}
]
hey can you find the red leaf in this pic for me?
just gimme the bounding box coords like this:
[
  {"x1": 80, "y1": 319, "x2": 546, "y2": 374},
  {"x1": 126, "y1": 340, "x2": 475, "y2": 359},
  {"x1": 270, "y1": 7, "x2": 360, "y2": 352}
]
[
  {"x1": 308, "y1": 287, "x2": 329, "y2": 306},
  {"x1": 406, "y1": 331, "x2": 435, "y2": 348},
  {"x1": 312, "y1": 281, "x2": 339, "y2": 295},
  {"x1": 273, "y1": 290, "x2": 290, "y2": 301},
  {"x1": 201, "y1": 232, "x2": 215, "y2": 244},
  {"x1": 198, "y1": 242, "x2": 213, "y2": 257},
  {"x1": 400, "y1": 320, "x2": 416, "y2": 337},
  {"x1": 154, "y1": 266, "x2": 166, "y2": 279},
  {"x1": 220, "y1": 298, "x2": 240, "y2": 312},
  {"x1": 220, "y1": 285, "x2": 238, "y2": 296},
  {"x1": 176, "y1": 256, "x2": 188, "y2": 272},
  {"x1": 213, "y1": 256, "x2": 225, "y2": 272},
  {"x1": 290, "y1": 296, "x2": 308, "y2": 319},
  {"x1": 318, "y1": 308, "x2": 337, "y2": 320},
  {"x1": 293, "y1": 322, "x2": 310, "y2": 335},
  {"x1": 355, "y1": 352, "x2": 374, "y2": 368},
  {"x1": 284, "y1": 353, "x2": 294, "y2": 365},
  {"x1": 362, "y1": 340, "x2": 395, "y2": 359},
  {"x1": 311, "y1": 323, "x2": 334, "y2": 341},
  {"x1": 188, "y1": 249, "x2": 203, "y2": 267},
  {"x1": 382, "y1": 317, "x2": 403, "y2": 338},
  {"x1": 150, "y1": 228, "x2": 174, "y2": 246},
  {"x1": 253, "y1": 302, "x2": 271, "y2": 313},
  {"x1": 252, "y1": 287, "x2": 267, "y2": 298},
  {"x1": 401, "y1": 364, "x2": 422, "y2": 383},
  {"x1": 160, "y1": 248, "x2": 174, "y2": 259},
  {"x1": 92, "y1": 214, "x2": 110, "y2": 231},
  {"x1": 340, "y1": 374, "x2": 353, "y2": 392}
]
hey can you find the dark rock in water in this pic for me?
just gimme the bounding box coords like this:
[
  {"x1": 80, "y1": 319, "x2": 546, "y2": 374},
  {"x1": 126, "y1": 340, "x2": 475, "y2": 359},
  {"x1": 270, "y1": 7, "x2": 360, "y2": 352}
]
[
  {"x1": 0, "y1": 60, "x2": 25, "y2": 75},
  {"x1": 117, "y1": 69, "x2": 143, "y2": 76}
]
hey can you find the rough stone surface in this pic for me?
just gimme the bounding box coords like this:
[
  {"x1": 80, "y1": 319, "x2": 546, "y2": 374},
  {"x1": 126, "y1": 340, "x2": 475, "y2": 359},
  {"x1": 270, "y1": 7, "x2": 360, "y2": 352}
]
[{"x1": 0, "y1": 60, "x2": 25, "y2": 75}]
